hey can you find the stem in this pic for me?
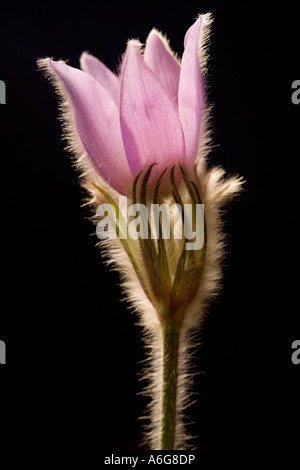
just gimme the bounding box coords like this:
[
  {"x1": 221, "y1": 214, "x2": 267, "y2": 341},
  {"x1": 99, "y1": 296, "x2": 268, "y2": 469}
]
[{"x1": 160, "y1": 324, "x2": 180, "y2": 450}]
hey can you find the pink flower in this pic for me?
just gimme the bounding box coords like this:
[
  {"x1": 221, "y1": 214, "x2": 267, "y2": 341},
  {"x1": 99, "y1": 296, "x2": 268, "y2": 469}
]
[
  {"x1": 38, "y1": 16, "x2": 209, "y2": 195},
  {"x1": 38, "y1": 14, "x2": 244, "y2": 451}
]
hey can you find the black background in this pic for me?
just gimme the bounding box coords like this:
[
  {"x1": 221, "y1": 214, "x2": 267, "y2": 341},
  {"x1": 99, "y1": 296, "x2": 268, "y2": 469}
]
[{"x1": 0, "y1": 0, "x2": 299, "y2": 453}]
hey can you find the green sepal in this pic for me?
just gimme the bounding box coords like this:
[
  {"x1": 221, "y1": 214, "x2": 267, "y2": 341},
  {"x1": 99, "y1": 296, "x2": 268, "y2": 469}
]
[
  {"x1": 92, "y1": 181, "x2": 151, "y2": 300},
  {"x1": 153, "y1": 168, "x2": 171, "y2": 289}
]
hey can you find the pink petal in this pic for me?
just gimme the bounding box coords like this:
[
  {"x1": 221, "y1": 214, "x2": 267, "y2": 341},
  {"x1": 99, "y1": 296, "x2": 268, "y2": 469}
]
[
  {"x1": 43, "y1": 59, "x2": 132, "y2": 194},
  {"x1": 178, "y1": 16, "x2": 205, "y2": 161},
  {"x1": 144, "y1": 30, "x2": 180, "y2": 107},
  {"x1": 80, "y1": 52, "x2": 120, "y2": 105},
  {"x1": 120, "y1": 41, "x2": 185, "y2": 175}
]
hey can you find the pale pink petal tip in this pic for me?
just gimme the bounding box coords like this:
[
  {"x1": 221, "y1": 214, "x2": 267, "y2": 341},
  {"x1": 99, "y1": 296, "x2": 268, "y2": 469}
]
[
  {"x1": 144, "y1": 30, "x2": 180, "y2": 106},
  {"x1": 80, "y1": 52, "x2": 120, "y2": 104}
]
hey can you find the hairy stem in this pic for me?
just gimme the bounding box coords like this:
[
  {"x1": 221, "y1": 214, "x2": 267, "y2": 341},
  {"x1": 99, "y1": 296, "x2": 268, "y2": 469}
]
[{"x1": 160, "y1": 324, "x2": 180, "y2": 450}]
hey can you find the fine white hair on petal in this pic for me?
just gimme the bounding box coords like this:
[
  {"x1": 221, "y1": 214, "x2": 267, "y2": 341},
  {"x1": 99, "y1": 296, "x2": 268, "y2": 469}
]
[
  {"x1": 37, "y1": 58, "x2": 120, "y2": 206},
  {"x1": 145, "y1": 27, "x2": 182, "y2": 65},
  {"x1": 195, "y1": 12, "x2": 214, "y2": 166}
]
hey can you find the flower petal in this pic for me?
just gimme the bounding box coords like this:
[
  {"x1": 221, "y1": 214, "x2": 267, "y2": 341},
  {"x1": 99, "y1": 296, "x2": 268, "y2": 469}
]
[
  {"x1": 80, "y1": 52, "x2": 120, "y2": 105},
  {"x1": 120, "y1": 41, "x2": 185, "y2": 175},
  {"x1": 41, "y1": 59, "x2": 132, "y2": 194},
  {"x1": 178, "y1": 16, "x2": 205, "y2": 161},
  {"x1": 144, "y1": 30, "x2": 180, "y2": 106}
]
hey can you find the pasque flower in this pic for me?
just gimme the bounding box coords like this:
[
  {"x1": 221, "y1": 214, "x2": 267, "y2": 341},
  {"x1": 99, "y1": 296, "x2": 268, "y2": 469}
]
[
  {"x1": 39, "y1": 16, "x2": 208, "y2": 195},
  {"x1": 38, "y1": 14, "x2": 243, "y2": 450}
]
